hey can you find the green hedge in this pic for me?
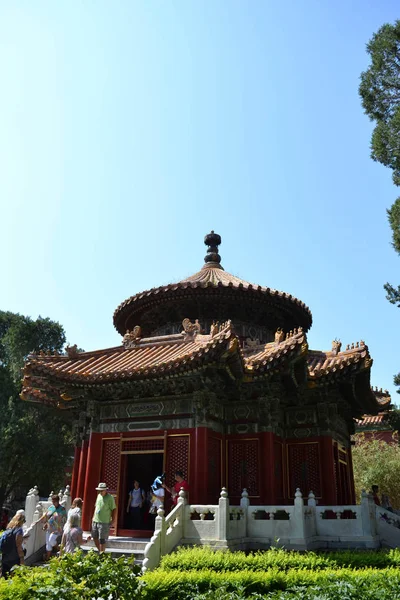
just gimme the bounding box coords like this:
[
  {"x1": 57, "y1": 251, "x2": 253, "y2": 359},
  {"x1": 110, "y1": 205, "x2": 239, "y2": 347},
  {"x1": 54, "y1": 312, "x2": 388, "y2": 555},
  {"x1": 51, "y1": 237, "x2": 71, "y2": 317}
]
[
  {"x1": 0, "y1": 550, "x2": 141, "y2": 599},
  {"x1": 2, "y1": 548, "x2": 400, "y2": 599},
  {"x1": 141, "y1": 567, "x2": 400, "y2": 599},
  {"x1": 159, "y1": 546, "x2": 400, "y2": 571}
]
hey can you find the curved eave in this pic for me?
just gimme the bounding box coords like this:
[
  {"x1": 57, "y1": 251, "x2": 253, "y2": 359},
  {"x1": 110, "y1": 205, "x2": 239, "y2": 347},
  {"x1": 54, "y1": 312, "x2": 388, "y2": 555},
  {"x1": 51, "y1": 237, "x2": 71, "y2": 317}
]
[
  {"x1": 244, "y1": 331, "x2": 307, "y2": 378},
  {"x1": 113, "y1": 281, "x2": 312, "y2": 335},
  {"x1": 21, "y1": 325, "x2": 242, "y2": 389}
]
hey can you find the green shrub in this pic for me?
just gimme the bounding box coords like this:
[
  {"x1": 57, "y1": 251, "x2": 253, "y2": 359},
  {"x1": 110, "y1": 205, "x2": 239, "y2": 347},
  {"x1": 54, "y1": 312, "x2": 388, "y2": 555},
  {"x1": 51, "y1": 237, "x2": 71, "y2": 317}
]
[
  {"x1": 159, "y1": 546, "x2": 400, "y2": 572},
  {"x1": 0, "y1": 550, "x2": 141, "y2": 599},
  {"x1": 141, "y1": 567, "x2": 400, "y2": 599}
]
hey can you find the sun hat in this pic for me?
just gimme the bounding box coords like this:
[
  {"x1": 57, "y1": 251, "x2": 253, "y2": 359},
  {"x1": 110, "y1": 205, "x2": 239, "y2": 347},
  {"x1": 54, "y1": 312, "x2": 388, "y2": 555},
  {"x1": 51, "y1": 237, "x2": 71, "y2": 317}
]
[
  {"x1": 16, "y1": 509, "x2": 25, "y2": 517},
  {"x1": 96, "y1": 482, "x2": 108, "y2": 491}
]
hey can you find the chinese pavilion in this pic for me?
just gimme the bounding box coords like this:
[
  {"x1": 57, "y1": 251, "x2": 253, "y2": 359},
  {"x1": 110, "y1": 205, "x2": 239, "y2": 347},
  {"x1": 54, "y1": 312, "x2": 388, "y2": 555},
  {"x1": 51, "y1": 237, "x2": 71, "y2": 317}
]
[
  {"x1": 21, "y1": 231, "x2": 387, "y2": 534},
  {"x1": 355, "y1": 388, "x2": 395, "y2": 443}
]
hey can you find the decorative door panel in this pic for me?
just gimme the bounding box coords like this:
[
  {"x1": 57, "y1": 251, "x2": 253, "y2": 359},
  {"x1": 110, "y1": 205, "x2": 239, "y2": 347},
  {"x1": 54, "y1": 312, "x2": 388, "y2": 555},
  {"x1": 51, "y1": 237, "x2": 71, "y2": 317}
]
[
  {"x1": 287, "y1": 442, "x2": 321, "y2": 498},
  {"x1": 227, "y1": 439, "x2": 260, "y2": 497},
  {"x1": 166, "y1": 434, "x2": 190, "y2": 486},
  {"x1": 100, "y1": 439, "x2": 121, "y2": 494}
]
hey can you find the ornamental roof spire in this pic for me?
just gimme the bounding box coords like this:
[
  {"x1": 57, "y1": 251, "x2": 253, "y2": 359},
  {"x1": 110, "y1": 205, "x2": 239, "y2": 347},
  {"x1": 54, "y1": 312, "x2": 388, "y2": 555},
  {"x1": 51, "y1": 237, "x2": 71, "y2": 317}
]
[{"x1": 203, "y1": 230, "x2": 223, "y2": 270}]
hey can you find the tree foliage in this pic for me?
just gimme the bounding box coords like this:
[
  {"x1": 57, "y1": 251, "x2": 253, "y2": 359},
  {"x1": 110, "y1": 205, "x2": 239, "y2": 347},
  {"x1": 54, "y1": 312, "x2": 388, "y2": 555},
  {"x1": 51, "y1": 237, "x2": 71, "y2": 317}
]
[
  {"x1": 352, "y1": 433, "x2": 400, "y2": 508},
  {"x1": 359, "y1": 21, "x2": 400, "y2": 385},
  {"x1": 0, "y1": 310, "x2": 73, "y2": 510}
]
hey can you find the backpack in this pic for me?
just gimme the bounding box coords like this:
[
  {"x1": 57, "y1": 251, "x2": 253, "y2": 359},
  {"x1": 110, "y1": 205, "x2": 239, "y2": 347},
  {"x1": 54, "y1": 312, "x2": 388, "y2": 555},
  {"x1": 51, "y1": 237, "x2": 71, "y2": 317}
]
[{"x1": 0, "y1": 528, "x2": 17, "y2": 555}]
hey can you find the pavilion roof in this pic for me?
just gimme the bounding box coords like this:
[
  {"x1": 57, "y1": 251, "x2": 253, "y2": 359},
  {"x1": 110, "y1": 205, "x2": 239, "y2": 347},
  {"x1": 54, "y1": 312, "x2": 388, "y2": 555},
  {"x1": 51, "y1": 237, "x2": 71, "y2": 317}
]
[
  {"x1": 21, "y1": 322, "x2": 380, "y2": 418},
  {"x1": 113, "y1": 232, "x2": 313, "y2": 335},
  {"x1": 355, "y1": 413, "x2": 388, "y2": 428},
  {"x1": 21, "y1": 321, "x2": 241, "y2": 389}
]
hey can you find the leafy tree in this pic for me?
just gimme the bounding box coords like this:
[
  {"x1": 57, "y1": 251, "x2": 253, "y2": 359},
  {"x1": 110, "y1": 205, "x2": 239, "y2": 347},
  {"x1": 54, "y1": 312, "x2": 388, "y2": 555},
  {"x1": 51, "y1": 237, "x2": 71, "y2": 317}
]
[
  {"x1": 352, "y1": 433, "x2": 400, "y2": 507},
  {"x1": 0, "y1": 311, "x2": 73, "y2": 510},
  {"x1": 359, "y1": 21, "x2": 400, "y2": 388},
  {"x1": 384, "y1": 407, "x2": 400, "y2": 442}
]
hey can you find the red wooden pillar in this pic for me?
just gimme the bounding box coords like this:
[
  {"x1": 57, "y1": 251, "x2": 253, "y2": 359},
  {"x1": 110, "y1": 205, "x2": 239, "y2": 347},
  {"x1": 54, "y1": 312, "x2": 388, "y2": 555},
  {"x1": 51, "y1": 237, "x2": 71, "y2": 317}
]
[
  {"x1": 70, "y1": 445, "x2": 81, "y2": 499},
  {"x1": 260, "y1": 432, "x2": 275, "y2": 504},
  {"x1": 347, "y1": 445, "x2": 356, "y2": 504},
  {"x1": 76, "y1": 440, "x2": 89, "y2": 500},
  {"x1": 192, "y1": 427, "x2": 208, "y2": 504},
  {"x1": 81, "y1": 433, "x2": 102, "y2": 531},
  {"x1": 320, "y1": 437, "x2": 337, "y2": 505}
]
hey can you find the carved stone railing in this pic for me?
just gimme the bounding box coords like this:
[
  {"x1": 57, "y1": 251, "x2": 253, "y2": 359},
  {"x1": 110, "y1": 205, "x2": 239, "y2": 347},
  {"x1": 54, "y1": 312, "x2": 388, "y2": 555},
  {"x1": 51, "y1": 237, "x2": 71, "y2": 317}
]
[
  {"x1": 22, "y1": 485, "x2": 71, "y2": 564},
  {"x1": 143, "y1": 487, "x2": 235, "y2": 571},
  {"x1": 376, "y1": 505, "x2": 400, "y2": 527},
  {"x1": 375, "y1": 504, "x2": 400, "y2": 548},
  {"x1": 143, "y1": 490, "x2": 186, "y2": 572}
]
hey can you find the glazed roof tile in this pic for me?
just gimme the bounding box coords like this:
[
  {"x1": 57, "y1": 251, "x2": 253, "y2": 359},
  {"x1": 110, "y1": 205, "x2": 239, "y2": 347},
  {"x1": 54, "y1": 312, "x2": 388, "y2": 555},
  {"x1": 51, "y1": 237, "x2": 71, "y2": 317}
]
[
  {"x1": 245, "y1": 329, "x2": 306, "y2": 374},
  {"x1": 113, "y1": 263, "x2": 312, "y2": 333},
  {"x1": 21, "y1": 323, "x2": 380, "y2": 419},
  {"x1": 115, "y1": 264, "x2": 312, "y2": 312},
  {"x1": 307, "y1": 343, "x2": 371, "y2": 379},
  {"x1": 356, "y1": 413, "x2": 387, "y2": 427},
  {"x1": 372, "y1": 388, "x2": 392, "y2": 408},
  {"x1": 23, "y1": 323, "x2": 236, "y2": 386}
]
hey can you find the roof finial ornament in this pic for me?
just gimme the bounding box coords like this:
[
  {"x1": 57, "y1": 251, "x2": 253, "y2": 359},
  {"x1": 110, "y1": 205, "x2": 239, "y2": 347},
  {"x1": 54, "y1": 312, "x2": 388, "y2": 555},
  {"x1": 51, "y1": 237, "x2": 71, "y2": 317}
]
[{"x1": 204, "y1": 230, "x2": 223, "y2": 269}]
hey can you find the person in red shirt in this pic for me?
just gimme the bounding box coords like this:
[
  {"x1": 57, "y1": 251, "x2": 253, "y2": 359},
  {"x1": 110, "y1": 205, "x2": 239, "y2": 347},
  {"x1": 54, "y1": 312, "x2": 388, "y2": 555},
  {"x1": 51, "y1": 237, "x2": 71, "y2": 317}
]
[
  {"x1": 163, "y1": 471, "x2": 189, "y2": 505},
  {"x1": 371, "y1": 485, "x2": 381, "y2": 506}
]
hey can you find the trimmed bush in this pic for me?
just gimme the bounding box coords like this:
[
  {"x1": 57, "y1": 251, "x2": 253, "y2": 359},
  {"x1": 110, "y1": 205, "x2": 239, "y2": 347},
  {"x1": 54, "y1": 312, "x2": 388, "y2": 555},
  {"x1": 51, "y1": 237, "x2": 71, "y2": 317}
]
[
  {"x1": 141, "y1": 567, "x2": 400, "y2": 599},
  {"x1": 2, "y1": 547, "x2": 400, "y2": 599},
  {"x1": 0, "y1": 550, "x2": 141, "y2": 599},
  {"x1": 159, "y1": 545, "x2": 400, "y2": 572}
]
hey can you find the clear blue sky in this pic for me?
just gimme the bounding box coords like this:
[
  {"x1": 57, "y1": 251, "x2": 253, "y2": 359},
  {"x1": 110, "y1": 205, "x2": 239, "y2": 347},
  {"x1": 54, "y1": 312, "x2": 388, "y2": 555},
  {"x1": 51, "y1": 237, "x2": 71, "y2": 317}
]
[{"x1": 1, "y1": 1, "x2": 399, "y2": 401}]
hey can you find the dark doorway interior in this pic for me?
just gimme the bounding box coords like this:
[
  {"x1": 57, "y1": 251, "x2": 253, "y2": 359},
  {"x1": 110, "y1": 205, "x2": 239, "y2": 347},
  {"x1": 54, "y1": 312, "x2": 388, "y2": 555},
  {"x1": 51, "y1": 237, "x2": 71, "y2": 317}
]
[{"x1": 123, "y1": 453, "x2": 164, "y2": 531}]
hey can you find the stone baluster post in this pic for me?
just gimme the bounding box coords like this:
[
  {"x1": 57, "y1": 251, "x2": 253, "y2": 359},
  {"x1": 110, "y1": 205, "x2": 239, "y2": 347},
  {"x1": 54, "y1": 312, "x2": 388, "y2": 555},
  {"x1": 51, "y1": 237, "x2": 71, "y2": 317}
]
[
  {"x1": 361, "y1": 489, "x2": 377, "y2": 538},
  {"x1": 307, "y1": 491, "x2": 316, "y2": 507},
  {"x1": 307, "y1": 490, "x2": 317, "y2": 536},
  {"x1": 217, "y1": 488, "x2": 229, "y2": 543},
  {"x1": 32, "y1": 503, "x2": 45, "y2": 554},
  {"x1": 155, "y1": 506, "x2": 166, "y2": 556},
  {"x1": 240, "y1": 488, "x2": 250, "y2": 510},
  {"x1": 48, "y1": 491, "x2": 54, "y2": 501},
  {"x1": 240, "y1": 488, "x2": 250, "y2": 537},
  {"x1": 293, "y1": 488, "x2": 306, "y2": 541},
  {"x1": 25, "y1": 486, "x2": 39, "y2": 528},
  {"x1": 62, "y1": 485, "x2": 72, "y2": 511}
]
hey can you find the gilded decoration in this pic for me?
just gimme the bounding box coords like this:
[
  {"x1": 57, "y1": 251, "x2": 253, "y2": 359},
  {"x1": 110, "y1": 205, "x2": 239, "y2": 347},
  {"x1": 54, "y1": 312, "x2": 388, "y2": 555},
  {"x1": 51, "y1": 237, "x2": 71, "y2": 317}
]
[
  {"x1": 66, "y1": 344, "x2": 79, "y2": 359},
  {"x1": 122, "y1": 325, "x2": 142, "y2": 348}
]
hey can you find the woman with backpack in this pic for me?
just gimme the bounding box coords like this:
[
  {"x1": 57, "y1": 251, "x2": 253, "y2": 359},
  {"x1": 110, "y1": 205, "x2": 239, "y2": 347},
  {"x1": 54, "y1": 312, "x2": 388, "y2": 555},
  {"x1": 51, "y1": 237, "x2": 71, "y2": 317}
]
[{"x1": 0, "y1": 510, "x2": 26, "y2": 578}]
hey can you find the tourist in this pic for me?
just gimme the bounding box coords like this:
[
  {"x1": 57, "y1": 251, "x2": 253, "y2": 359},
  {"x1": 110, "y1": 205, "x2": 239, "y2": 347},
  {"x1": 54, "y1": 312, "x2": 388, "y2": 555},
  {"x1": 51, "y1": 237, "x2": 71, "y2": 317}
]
[
  {"x1": 126, "y1": 480, "x2": 145, "y2": 529},
  {"x1": 371, "y1": 485, "x2": 381, "y2": 506},
  {"x1": 60, "y1": 512, "x2": 83, "y2": 554},
  {"x1": 0, "y1": 510, "x2": 26, "y2": 577},
  {"x1": 381, "y1": 494, "x2": 393, "y2": 512},
  {"x1": 64, "y1": 497, "x2": 83, "y2": 533},
  {"x1": 91, "y1": 482, "x2": 116, "y2": 553},
  {"x1": 149, "y1": 476, "x2": 165, "y2": 522},
  {"x1": 38, "y1": 494, "x2": 67, "y2": 561},
  {"x1": 163, "y1": 470, "x2": 189, "y2": 506}
]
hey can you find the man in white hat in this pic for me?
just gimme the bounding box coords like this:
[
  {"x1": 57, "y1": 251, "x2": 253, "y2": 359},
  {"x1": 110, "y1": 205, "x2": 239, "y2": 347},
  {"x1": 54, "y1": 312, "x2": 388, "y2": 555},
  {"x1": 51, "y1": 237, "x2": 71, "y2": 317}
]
[{"x1": 91, "y1": 483, "x2": 116, "y2": 553}]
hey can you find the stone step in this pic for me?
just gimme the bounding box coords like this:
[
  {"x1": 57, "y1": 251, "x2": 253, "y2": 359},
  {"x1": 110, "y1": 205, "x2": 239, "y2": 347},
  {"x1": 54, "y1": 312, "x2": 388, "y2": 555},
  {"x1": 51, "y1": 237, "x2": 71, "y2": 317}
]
[
  {"x1": 81, "y1": 545, "x2": 145, "y2": 555},
  {"x1": 82, "y1": 535, "x2": 150, "y2": 551},
  {"x1": 81, "y1": 545, "x2": 145, "y2": 560},
  {"x1": 80, "y1": 535, "x2": 150, "y2": 565}
]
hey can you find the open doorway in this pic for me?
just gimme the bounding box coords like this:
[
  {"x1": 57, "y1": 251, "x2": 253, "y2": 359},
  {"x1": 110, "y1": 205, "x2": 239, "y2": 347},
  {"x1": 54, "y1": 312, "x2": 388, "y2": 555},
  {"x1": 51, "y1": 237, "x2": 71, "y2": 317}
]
[{"x1": 121, "y1": 453, "x2": 164, "y2": 533}]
